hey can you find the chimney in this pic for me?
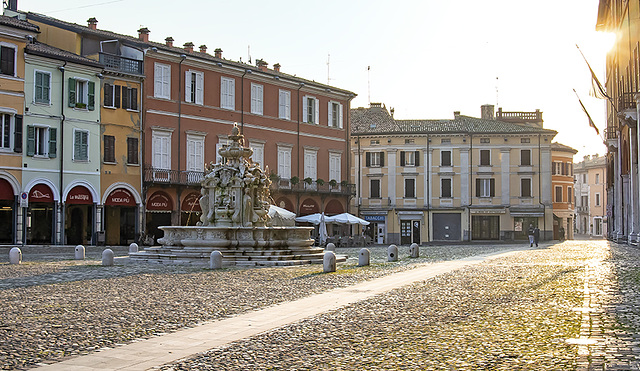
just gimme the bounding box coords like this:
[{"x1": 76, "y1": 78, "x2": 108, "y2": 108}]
[
  {"x1": 273, "y1": 63, "x2": 281, "y2": 72},
  {"x1": 453, "y1": 111, "x2": 461, "y2": 119},
  {"x1": 183, "y1": 42, "x2": 194, "y2": 53},
  {"x1": 165, "y1": 37, "x2": 174, "y2": 47},
  {"x1": 137, "y1": 27, "x2": 150, "y2": 42},
  {"x1": 199, "y1": 44, "x2": 207, "y2": 53},
  {"x1": 214, "y1": 48, "x2": 223, "y2": 58},
  {"x1": 87, "y1": 17, "x2": 98, "y2": 30},
  {"x1": 390, "y1": 107, "x2": 395, "y2": 118},
  {"x1": 256, "y1": 59, "x2": 268, "y2": 72},
  {"x1": 481, "y1": 104, "x2": 495, "y2": 120}
]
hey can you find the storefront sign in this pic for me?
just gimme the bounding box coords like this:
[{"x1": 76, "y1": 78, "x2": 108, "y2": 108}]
[
  {"x1": 0, "y1": 179, "x2": 13, "y2": 201},
  {"x1": 181, "y1": 192, "x2": 201, "y2": 212},
  {"x1": 364, "y1": 215, "x2": 386, "y2": 222},
  {"x1": 106, "y1": 188, "x2": 136, "y2": 206},
  {"x1": 300, "y1": 199, "x2": 319, "y2": 214},
  {"x1": 29, "y1": 184, "x2": 54, "y2": 203},
  {"x1": 147, "y1": 191, "x2": 173, "y2": 211},
  {"x1": 66, "y1": 186, "x2": 93, "y2": 205}
]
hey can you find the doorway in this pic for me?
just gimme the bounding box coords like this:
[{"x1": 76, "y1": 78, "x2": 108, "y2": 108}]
[{"x1": 401, "y1": 220, "x2": 420, "y2": 245}]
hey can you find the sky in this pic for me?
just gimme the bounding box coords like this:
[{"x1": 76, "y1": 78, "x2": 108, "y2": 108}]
[{"x1": 14, "y1": 0, "x2": 612, "y2": 159}]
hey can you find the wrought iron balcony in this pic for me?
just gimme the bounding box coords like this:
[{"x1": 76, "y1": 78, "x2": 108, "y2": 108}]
[
  {"x1": 270, "y1": 178, "x2": 356, "y2": 196},
  {"x1": 99, "y1": 52, "x2": 143, "y2": 75},
  {"x1": 606, "y1": 126, "x2": 618, "y2": 141},
  {"x1": 576, "y1": 206, "x2": 588, "y2": 213},
  {"x1": 143, "y1": 166, "x2": 203, "y2": 186},
  {"x1": 618, "y1": 92, "x2": 637, "y2": 111}
]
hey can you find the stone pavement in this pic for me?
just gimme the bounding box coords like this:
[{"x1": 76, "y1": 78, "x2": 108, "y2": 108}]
[{"x1": 33, "y1": 249, "x2": 524, "y2": 370}]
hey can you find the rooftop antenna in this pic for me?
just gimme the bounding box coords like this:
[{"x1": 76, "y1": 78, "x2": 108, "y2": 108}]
[
  {"x1": 367, "y1": 65, "x2": 371, "y2": 105},
  {"x1": 248, "y1": 45, "x2": 251, "y2": 64},
  {"x1": 327, "y1": 53, "x2": 330, "y2": 85},
  {"x1": 495, "y1": 76, "x2": 499, "y2": 107}
]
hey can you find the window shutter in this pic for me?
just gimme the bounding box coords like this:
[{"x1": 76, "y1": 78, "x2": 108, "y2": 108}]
[
  {"x1": 48, "y1": 127, "x2": 57, "y2": 158},
  {"x1": 339, "y1": 103, "x2": 343, "y2": 128},
  {"x1": 315, "y1": 98, "x2": 319, "y2": 125},
  {"x1": 74, "y1": 130, "x2": 81, "y2": 159},
  {"x1": 122, "y1": 87, "x2": 130, "y2": 110},
  {"x1": 490, "y1": 178, "x2": 495, "y2": 197},
  {"x1": 154, "y1": 64, "x2": 162, "y2": 97},
  {"x1": 26, "y1": 125, "x2": 34, "y2": 156},
  {"x1": 327, "y1": 101, "x2": 332, "y2": 126},
  {"x1": 415, "y1": 151, "x2": 420, "y2": 166},
  {"x1": 68, "y1": 78, "x2": 76, "y2": 107},
  {"x1": 475, "y1": 178, "x2": 481, "y2": 197},
  {"x1": 131, "y1": 88, "x2": 138, "y2": 110},
  {"x1": 185, "y1": 71, "x2": 192, "y2": 102},
  {"x1": 400, "y1": 151, "x2": 405, "y2": 166},
  {"x1": 302, "y1": 96, "x2": 308, "y2": 123},
  {"x1": 81, "y1": 132, "x2": 88, "y2": 160},
  {"x1": 114, "y1": 85, "x2": 121, "y2": 108},
  {"x1": 35, "y1": 71, "x2": 42, "y2": 101},
  {"x1": 380, "y1": 152, "x2": 384, "y2": 167},
  {"x1": 366, "y1": 152, "x2": 371, "y2": 167},
  {"x1": 196, "y1": 73, "x2": 203, "y2": 105},
  {"x1": 88, "y1": 81, "x2": 95, "y2": 110},
  {"x1": 104, "y1": 83, "x2": 111, "y2": 106},
  {"x1": 14, "y1": 115, "x2": 22, "y2": 153}
]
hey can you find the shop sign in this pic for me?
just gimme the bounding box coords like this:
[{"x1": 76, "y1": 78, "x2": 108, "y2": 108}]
[
  {"x1": 181, "y1": 192, "x2": 201, "y2": 212},
  {"x1": 29, "y1": 184, "x2": 54, "y2": 203},
  {"x1": 147, "y1": 191, "x2": 173, "y2": 211},
  {"x1": 364, "y1": 215, "x2": 386, "y2": 222},
  {"x1": 106, "y1": 188, "x2": 136, "y2": 206},
  {"x1": 66, "y1": 186, "x2": 93, "y2": 205}
]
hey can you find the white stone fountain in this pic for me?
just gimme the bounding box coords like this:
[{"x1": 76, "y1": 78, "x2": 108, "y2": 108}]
[{"x1": 130, "y1": 125, "x2": 335, "y2": 267}]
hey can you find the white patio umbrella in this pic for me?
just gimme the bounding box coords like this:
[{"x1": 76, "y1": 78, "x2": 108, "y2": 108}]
[
  {"x1": 318, "y1": 212, "x2": 328, "y2": 245},
  {"x1": 268, "y1": 205, "x2": 296, "y2": 226},
  {"x1": 327, "y1": 212, "x2": 370, "y2": 225},
  {"x1": 295, "y1": 213, "x2": 323, "y2": 225}
]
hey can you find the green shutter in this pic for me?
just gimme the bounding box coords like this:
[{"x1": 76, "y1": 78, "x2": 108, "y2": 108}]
[
  {"x1": 68, "y1": 78, "x2": 76, "y2": 107},
  {"x1": 26, "y1": 125, "x2": 35, "y2": 156},
  {"x1": 88, "y1": 81, "x2": 95, "y2": 110},
  {"x1": 35, "y1": 72, "x2": 42, "y2": 101},
  {"x1": 48, "y1": 127, "x2": 57, "y2": 158},
  {"x1": 81, "y1": 131, "x2": 88, "y2": 160},
  {"x1": 74, "y1": 130, "x2": 81, "y2": 159}
]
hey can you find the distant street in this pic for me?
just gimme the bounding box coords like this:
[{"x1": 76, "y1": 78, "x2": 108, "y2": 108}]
[{"x1": 1, "y1": 240, "x2": 639, "y2": 370}]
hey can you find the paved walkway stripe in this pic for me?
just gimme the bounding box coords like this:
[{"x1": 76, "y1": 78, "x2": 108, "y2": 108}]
[{"x1": 37, "y1": 248, "x2": 526, "y2": 371}]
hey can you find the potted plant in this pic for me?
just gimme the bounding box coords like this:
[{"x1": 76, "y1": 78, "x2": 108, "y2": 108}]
[
  {"x1": 329, "y1": 179, "x2": 337, "y2": 188},
  {"x1": 340, "y1": 180, "x2": 349, "y2": 187},
  {"x1": 269, "y1": 172, "x2": 280, "y2": 183},
  {"x1": 315, "y1": 178, "x2": 325, "y2": 186},
  {"x1": 75, "y1": 102, "x2": 87, "y2": 109},
  {"x1": 291, "y1": 176, "x2": 299, "y2": 185},
  {"x1": 304, "y1": 177, "x2": 313, "y2": 185}
]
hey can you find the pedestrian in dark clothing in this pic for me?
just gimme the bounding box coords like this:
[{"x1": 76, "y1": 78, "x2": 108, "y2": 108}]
[
  {"x1": 533, "y1": 226, "x2": 540, "y2": 247},
  {"x1": 559, "y1": 226, "x2": 565, "y2": 241},
  {"x1": 527, "y1": 224, "x2": 535, "y2": 247}
]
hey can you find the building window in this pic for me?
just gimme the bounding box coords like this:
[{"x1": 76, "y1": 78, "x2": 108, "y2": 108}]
[
  {"x1": 520, "y1": 149, "x2": 531, "y2": 166},
  {"x1": 595, "y1": 193, "x2": 601, "y2": 206},
  {"x1": 34, "y1": 71, "x2": 51, "y2": 104},
  {"x1": 249, "y1": 142, "x2": 264, "y2": 166},
  {"x1": 303, "y1": 95, "x2": 319, "y2": 124},
  {"x1": 582, "y1": 174, "x2": 587, "y2": 183},
  {"x1": 328, "y1": 101, "x2": 343, "y2": 128},
  {"x1": 250, "y1": 83, "x2": 263, "y2": 115},
  {"x1": 370, "y1": 140, "x2": 380, "y2": 145},
  {"x1": 555, "y1": 186, "x2": 563, "y2": 202},
  {"x1": 441, "y1": 150, "x2": 452, "y2": 166},
  {"x1": 304, "y1": 149, "x2": 317, "y2": 180},
  {"x1": 521, "y1": 138, "x2": 530, "y2": 143},
  {"x1": 400, "y1": 151, "x2": 419, "y2": 167},
  {"x1": 277, "y1": 146, "x2": 291, "y2": 179},
  {"x1": 405, "y1": 178, "x2": 416, "y2": 198},
  {"x1": 405, "y1": 139, "x2": 414, "y2": 144},
  {"x1": 26, "y1": 125, "x2": 56, "y2": 158},
  {"x1": 441, "y1": 138, "x2": 451, "y2": 144},
  {"x1": 68, "y1": 78, "x2": 95, "y2": 110},
  {"x1": 216, "y1": 138, "x2": 230, "y2": 164},
  {"x1": 186, "y1": 70, "x2": 204, "y2": 105},
  {"x1": 73, "y1": 129, "x2": 89, "y2": 161},
  {"x1": 595, "y1": 173, "x2": 600, "y2": 184},
  {"x1": 370, "y1": 179, "x2": 381, "y2": 198},
  {"x1": 0, "y1": 43, "x2": 16, "y2": 76},
  {"x1": 221, "y1": 77, "x2": 235, "y2": 110},
  {"x1": 366, "y1": 151, "x2": 384, "y2": 167},
  {"x1": 441, "y1": 178, "x2": 452, "y2": 198},
  {"x1": 329, "y1": 152, "x2": 341, "y2": 183},
  {"x1": 480, "y1": 138, "x2": 490, "y2": 144},
  {"x1": 152, "y1": 130, "x2": 171, "y2": 170},
  {"x1": 480, "y1": 149, "x2": 490, "y2": 166},
  {"x1": 567, "y1": 186, "x2": 572, "y2": 204},
  {"x1": 475, "y1": 178, "x2": 495, "y2": 197},
  {"x1": 154, "y1": 62, "x2": 171, "y2": 99},
  {"x1": 127, "y1": 137, "x2": 138, "y2": 165},
  {"x1": 521, "y1": 178, "x2": 532, "y2": 197},
  {"x1": 104, "y1": 83, "x2": 116, "y2": 108},
  {"x1": 0, "y1": 113, "x2": 20, "y2": 152},
  {"x1": 103, "y1": 135, "x2": 115, "y2": 163},
  {"x1": 186, "y1": 134, "x2": 204, "y2": 172},
  {"x1": 122, "y1": 87, "x2": 138, "y2": 110},
  {"x1": 279, "y1": 90, "x2": 291, "y2": 120}
]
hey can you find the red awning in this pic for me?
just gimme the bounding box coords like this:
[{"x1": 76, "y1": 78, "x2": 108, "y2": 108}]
[
  {"x1": 66, "y1": 186, "x2": 93, "y2": 205},
  {"x1": 105, "y1": 188, "x2": 136, "y2": 206},
  {"x1": 0, "y1": 179, "x2": 14, "y2": 201},
  {"x1": 29, "y1": 184, "x2": 54, "y2": 203},
  {"x1": 181, "y1": 192, "x2": 201, "y2": 212},
  {"x1": 147, "y1": 191, "x2": 173, "y2": 211}
]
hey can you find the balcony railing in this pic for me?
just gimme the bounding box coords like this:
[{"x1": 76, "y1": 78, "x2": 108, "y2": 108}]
[
  {"x1": 576, "y1": 206, "x2": 588, "y2": 213},
  {"x1": 99, "y1": 52, "x2": 143, "y2": 75},
  {"x1": 270, "y1": 178, "x2": 356, "y2": 196},
  {"x1": 495, "y1": 110, "x2": 542, "y2": 122},
  {"x1": 618, "y1": 92, "x2": 637, "y2": 111},
  {"x1": 143, "y1": 166, "x2": 203, "y2": 186},
  {"x1": 606, "y1": 126, "x2": 618, "y2": 141}
]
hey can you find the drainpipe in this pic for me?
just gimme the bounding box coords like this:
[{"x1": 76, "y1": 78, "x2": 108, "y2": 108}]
[
  {"x1": 241, "y1": 69, "x2": 251, "y2": 135},
  {"x1": 58, "y1": 61, "x2": 67, "y2": 245},
  {"x1": 426, "y1": 134, "x2": 430, "y2": 242},
  {"x1": 538, "y1": 134, "x2": 546, "y2": 240},
  {"x1": 468, "y1": 133, "x2": 473, "y2": 241},
  {"x1": 177, "y1": 54, "x2": 186, "y2": 224},
  {"x1": 346, "y1": 94, "x2": 355, "y2": 214}
]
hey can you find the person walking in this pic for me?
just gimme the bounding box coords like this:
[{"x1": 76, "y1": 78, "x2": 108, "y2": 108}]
[
  {"x1": 533, "y1": 226, "x2": 540, "y2": 247},
  {"x1": 527, "y1": 224, "x2": 535, "y2": 247}
]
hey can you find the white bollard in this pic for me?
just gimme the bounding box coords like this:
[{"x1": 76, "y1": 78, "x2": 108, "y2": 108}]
[
  {"x1": 409, "y1": 243, "x2": 419, "y2": 258},
  {"x1": 210, "y1": 250, "x2": 223, "y2": 269},
  {"x1": 323, "y1": 251, "x2": 336, "y2": 273},
  {"x1": 102, "y1": 248, "x2": 114, "y2": 266},
  {"x1": 388, "y1": 244, "x2": 398, "y2": 262},
  {"x1": 358, "y1": 248, "x2": 370, "y2": 266},
  {"x1": 129, "y1": 243, "x2": 139, "y2": 254},
  {"x1": 74, "y1": 245, "x2": 85, "y2": 260},
  {"x1": 325, "y1": 242, "x2": 336, "y2": 252},
  {"x1": 9, "y1": 247, "x2": 22, "y2": 265}
]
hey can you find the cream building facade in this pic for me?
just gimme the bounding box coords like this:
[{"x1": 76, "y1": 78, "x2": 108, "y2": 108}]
[
  {"x1": 574, "y1": 154, "x2": 608, "y2": 237},
  {"x1": 351, "y1": 104, "x2": 557, "y2": 244}
]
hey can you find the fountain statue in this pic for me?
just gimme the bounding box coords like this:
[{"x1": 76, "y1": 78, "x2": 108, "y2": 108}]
[{"x1": 130, "y1": 125, "x2": 336, "y2": 266}]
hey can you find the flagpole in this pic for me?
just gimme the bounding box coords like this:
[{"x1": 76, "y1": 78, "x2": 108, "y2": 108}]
[{"x1": 573, "y1": 88, "x2": 605, "y2": 142}]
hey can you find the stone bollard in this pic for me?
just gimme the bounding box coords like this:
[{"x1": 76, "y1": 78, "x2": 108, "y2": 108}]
[
  {"x1": 325, "y1": 242, "x2": 336, "y2": 252},
  {"x1": 210, "y1": 250, "x2": 223, "y2": 269},
  {"x1": 358, "y1": 248, "x2": 370, "y2": 266},
  {"x1": 74, "y1": 245, "x2": 85, "y2": 260},
  {"x1": 9, "y1": 247, "x2": 22, "y2": 265},
  {"x1": 409, "y1": 243, "x2": 419, "y2": 258},
  {"x1": 102, "y1": 248, "x2": 114, "y2": 266},
  {"x1": 323, "y1": 251, "x2": 336, "y2": 273},
  {"x1": 388, "y1": 244, "x2": 398, "y2": 262},
  {"x1": 129, "y1": 243, "x2": 139, "y2": 254}
]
